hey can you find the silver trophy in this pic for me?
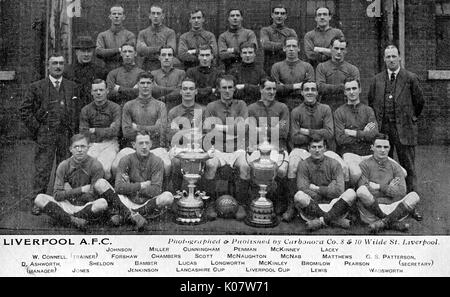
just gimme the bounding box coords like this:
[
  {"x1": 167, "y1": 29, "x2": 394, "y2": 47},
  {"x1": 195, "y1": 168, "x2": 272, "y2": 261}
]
[
  {"x1": 173, "y1": 128, "x2": 212, "y2": 225},
  {"x1": 245, "y1": 139, "x2": 285, "y2": 227}
]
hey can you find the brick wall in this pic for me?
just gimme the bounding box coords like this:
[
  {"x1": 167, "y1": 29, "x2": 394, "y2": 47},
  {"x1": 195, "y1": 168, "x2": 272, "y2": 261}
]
[
  {"x1": 1, "y1": 0, "x2": 448, "y2": 145},
  {"x1": 0, "y1": 0, "x2": 47, "y2": 144},
  {"x1": 404, "y1": 1, "x2": 450, "y2": 144}
]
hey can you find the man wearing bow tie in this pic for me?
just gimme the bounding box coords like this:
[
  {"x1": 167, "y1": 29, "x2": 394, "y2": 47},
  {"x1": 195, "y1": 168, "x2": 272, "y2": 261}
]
[
  {"x1": 20, "y1": 53, "x2": 80, "y2": 215},
  {"x1": 368, "y1": 45, "x2": 424, "y2": 195}
]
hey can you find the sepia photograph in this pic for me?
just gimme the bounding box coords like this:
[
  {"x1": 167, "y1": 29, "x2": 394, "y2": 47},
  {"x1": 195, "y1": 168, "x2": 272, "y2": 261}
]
[{"x1": 0, "y1": 0, "x2": 449, "y2": 279}]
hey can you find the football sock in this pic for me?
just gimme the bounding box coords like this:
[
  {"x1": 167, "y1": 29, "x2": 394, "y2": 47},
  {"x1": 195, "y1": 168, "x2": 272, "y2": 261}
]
[
  {"x1": 42, "y1": 201, "x2": 72, "y2": 226},
  {"x1": 323, "y1": 199, "x2": 350, "y2": 225}
]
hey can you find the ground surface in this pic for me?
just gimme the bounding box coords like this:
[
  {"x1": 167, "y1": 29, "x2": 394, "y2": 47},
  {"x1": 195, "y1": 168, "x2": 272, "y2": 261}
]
[{"x1": 0, "y1": 140, "x2": 448, "y2": 235}]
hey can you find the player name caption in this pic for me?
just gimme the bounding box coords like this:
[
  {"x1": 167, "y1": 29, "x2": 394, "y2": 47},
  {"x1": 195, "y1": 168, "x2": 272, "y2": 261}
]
[{"x1": 0, "y1": 236, "x2": 448, "y2": 276}]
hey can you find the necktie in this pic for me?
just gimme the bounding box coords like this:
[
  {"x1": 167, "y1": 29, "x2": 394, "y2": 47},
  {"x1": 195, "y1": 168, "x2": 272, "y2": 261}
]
[
  {"x1": 55, "y1": 80, "x2": 60, "y2": 91},
  {"x1": 390, "y1": 73, "x2": 396, "y2": 82}
]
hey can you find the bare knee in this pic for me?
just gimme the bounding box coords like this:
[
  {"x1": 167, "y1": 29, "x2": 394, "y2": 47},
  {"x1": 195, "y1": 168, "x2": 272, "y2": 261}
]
[
  {"x1": 293, "y1": 191, "x2": 311, "y2": 208},
  {"x1": 205, "y1": 158, "x2": 219, "y2": 179},
  {"x1": 91, "y1": 198, "x2": 108, "y2": 213},
  {"x1": 403, "y1": 191, "x2": 420, "y2": 209},
  {"x1": 157, "y1": 191, "x2": 174, "y2": 207},
  {"x1": 236, "y1": 161, "x2": 250, "y2": 180},
  {"x1": 356, "y1": 185, "x2": 374, "y2": 206},
  {"x1": 94, "y1": 178, "x2": 113, "y2": 194},
  {"x1": 34, "y1": 194, "x2": 52, "y2": 209},
  {"x1": 341, "y1": 189, "x2": 356, "y2": 205}
]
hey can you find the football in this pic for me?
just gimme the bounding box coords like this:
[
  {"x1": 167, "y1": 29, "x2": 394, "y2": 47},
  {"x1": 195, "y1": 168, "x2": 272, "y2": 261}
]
[{"x1": 216, "y1": 195, "x2": 239, "y2": 218}]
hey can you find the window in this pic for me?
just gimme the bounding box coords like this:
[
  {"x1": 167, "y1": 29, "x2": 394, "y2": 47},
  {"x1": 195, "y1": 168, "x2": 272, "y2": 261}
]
[{"x1": 436, "y1": 1, "x2": 450, "y2": 69}]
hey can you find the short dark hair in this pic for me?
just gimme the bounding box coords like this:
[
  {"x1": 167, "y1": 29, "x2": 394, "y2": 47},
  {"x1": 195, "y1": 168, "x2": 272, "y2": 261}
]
[
  {"x1": 198, "y1": 44, "x2": 213, "y2": 54},
  {"x1": 308, "y1": 134, "x2": 326, "y2": 146},
  {"x1": 159, "y1": 45, "x2": 174, "y2": 55},
  {"x1": 228, "y1": 8, "x2": 243, "y2": 17},
  {"x1": 373, "y1": 133, "x2": 389, "y2": 144},
  {"x1": 301, "y1": 80, "x2": 317, "y2": 91},
  {"x1": 343, "y1": 77, "x2": 360, "y2": 88},
  {"x1": 385, "y1": 44, "x2": 400, "y2": 55},
  {"x1": 239, "y1": 41, "x2": 256, "y2": 51},
  {"x1": 92, "y1": 78, "x2": 106, "y2": 86},
  {"x1": 150, "y1": 4, "x2": 164, "y2": 13},
  {"x1": 315, "y1": 6, "x2": 331, "y2": 16},
  {"x1": 135, "y1": 130, "x2": 152, "y2": 141},
  {"x1": 190, "y1": 9, "x2": 204, "y2": 18},
  {"x1": 70, "y1": 133, "x2": 90, "y2": 146},
  {"x1": 216, "y1": 74, "x2": 235, "y2": 89},
  {"x1": 284, "y1": 37, "x2": 299, "y2": 46},
  {"x1": 48, "y1": 52, "x2": 65, "y2": 64},
  {"x1": 137, "y1": 71, "x2": 154, "y2": 82},
  {"x1": 272, "y1": 5, "x2": 287, "y2": 14},
  {"x1": 181, "y1": 77, "x2": 196, "y2": 87},
  {"x1": 260, "y1": 77, "x2": 276, "y2": 89},
  {"x1": 120, "y1": 42, "x2": 136, "y2": 50},
  {"x1": 330, "y1": 36, "x2": 348, "y2": 48}
]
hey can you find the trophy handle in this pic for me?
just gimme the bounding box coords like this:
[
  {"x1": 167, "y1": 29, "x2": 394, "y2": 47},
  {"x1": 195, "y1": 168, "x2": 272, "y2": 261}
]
[{"x1": 276, "y1": 149, "x2": 288, "y2": 170}]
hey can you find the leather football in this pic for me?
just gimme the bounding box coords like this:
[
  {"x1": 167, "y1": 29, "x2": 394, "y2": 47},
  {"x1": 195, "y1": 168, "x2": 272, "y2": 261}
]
[{"x1": 215, "y1": 195, "x2": 238, "y2": 218}]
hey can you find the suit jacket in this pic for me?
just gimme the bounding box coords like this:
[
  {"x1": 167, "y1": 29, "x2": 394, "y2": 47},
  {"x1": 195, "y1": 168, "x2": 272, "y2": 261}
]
[
  {"x1": 20, "y1": 77, "x2": 81, "y2": 138},
  {"x1": 368, "y1": 68, "x2": 424, "y2": 145}
]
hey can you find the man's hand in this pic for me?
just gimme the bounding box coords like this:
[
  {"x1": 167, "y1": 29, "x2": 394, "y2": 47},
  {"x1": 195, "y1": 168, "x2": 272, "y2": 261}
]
[
  {"x1": 369, "y1": 182, "x2": 380, "y2": 191},
  {"x1": 364, "y1": 122, "x2": 376, "y2": 131},
  {"x1": 309, "y1": 184, "x2": 320, "y2": 192},
  {"x1": 64, "y1": 183, "x2": 72, "y2": 191},
  {"x1": 300, "y1": 128, "x2": 310, "y2": 135},
  {"x1": 227, "y1": 48, "x2": 234, "y2": 53},
  {"x1": 114, "y1": 85, "x2": 120, "y2": 92},
  {"x1": 292, "y1": 82, "x2": 303, "y2": 90},
  {"x1": 314, "y1": 47, "x2": 331, "y2": 55},
  {"x1": 170, "y1": 122, "x2": 180, "y2": 131},
  {"x1": 390, "y1": 177, "x2": 401, "y2": 187},
  {"x1": 132, "y1": 123, "x2": 138, "y2": 131},
  {"x1": 236, "y1": 84, "x2": 245, "y2": 90},
  {"x1": 187, "y1": 49, "x2": 197, "y2": 55},
  {"x1": 140, "y1": 181, "x2": 151, "y2": 190},
  {"x1": 89, "y1": 128, "x2": 95, "y2": 134},
  {"x1": 256, "y1": 126, "x2": 266, "y2": 133},
  {"x1": 215, "y1": 124, "x2": 228, "y2": 132},
  {"x1": 81, "y1": 185, "x2": 91, "y2": 193},
  {"x1": 344, "y1": 129, "x2": 357, "y2": 137}
]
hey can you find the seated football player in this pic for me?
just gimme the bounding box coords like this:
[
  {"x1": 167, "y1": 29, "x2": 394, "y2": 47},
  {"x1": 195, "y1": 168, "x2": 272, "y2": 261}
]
[
  {"x1": 356, "y1": 134, "x2": 421, "y2": 233},
  {"x1": 246, "y1": 77, "x2": 289, "y2": 214},
  {"x1": 168, "y1": 78, "x2": 206, "y2": 192},
  {"x1": 33, "y1": 134, "x2": 113, "y2": 230},
  {"x1": 113, "y1": 131, "x2": 174, "y2": 231},
  {"x1": 111, "y1": 72, "x2": 171, "y2": 180},
  {"x1": 203, "y1": 75, "x2": 249, "y2": 221},
  {"x1": 293, "y1": 135, "x2": 356, "y2": 231},
  {"x1": 79, "y1": 79, "x2": 121, "y2": 180},
  {"x1": 283, "y1": 80, "x2": 348, "y2": 222}
]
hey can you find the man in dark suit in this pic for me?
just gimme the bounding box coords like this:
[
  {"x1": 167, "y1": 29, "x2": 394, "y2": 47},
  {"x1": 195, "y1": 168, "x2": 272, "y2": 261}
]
[
  {"x1": 368, "y1": 45, "x2": 424, "y2": 195},
  {"x1": 65, "y1": 36, "x2": 107, "y2": 107},
  {"x1": 20, "y1": 52, "x2": 80, "y2": 215}
]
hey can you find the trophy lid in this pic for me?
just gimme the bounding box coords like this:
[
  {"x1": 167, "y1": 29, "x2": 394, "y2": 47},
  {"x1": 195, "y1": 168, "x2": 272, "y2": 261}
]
[
  {"x1": 176, "y1": 150, "x2": 211, "y2": 161},
  {"x1": 258, "y1": 138, "x2": 273, "y2": 154}
]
